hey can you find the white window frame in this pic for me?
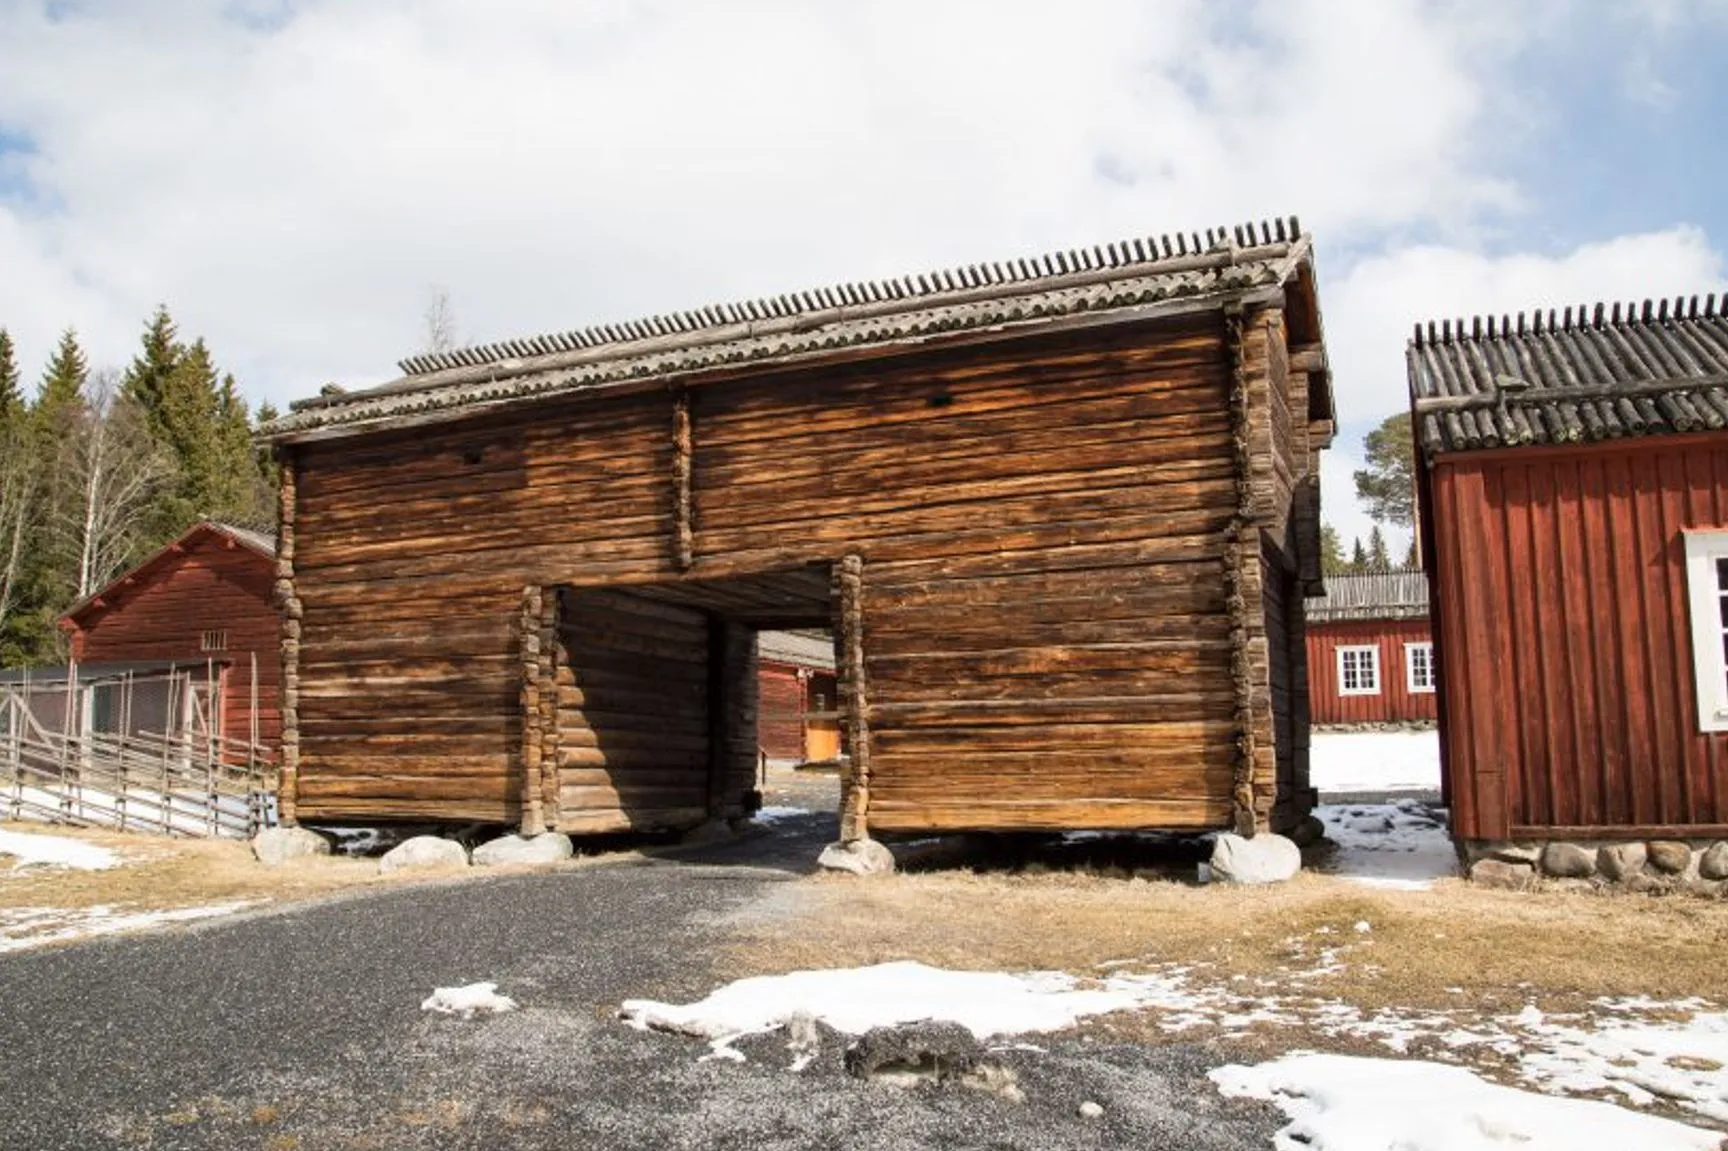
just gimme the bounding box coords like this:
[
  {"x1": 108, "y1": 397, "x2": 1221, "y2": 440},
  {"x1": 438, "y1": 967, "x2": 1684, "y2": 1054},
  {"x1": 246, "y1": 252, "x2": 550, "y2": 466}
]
[
  {"x1": 1336, "y1": 645, "x2": 1381, "y2": 696},
  {"x1": 1683, "y1": 529, "x2": 1728, "y2": 733},
  {"x1": 1405, "y1": 642, "x2": 1436, "y2": 694}
]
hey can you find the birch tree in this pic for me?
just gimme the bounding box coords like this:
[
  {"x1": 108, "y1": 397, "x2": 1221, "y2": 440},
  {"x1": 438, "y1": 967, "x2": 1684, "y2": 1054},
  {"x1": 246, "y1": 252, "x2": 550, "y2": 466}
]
[{"x1": 65, "y1": 371, "x2": 171, "y2": 599}]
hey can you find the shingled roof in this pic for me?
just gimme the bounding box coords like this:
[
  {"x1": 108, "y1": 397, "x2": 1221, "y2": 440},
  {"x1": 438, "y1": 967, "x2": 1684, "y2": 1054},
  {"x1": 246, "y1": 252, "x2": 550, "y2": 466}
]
[
  {"x1": 1306, "y1": 570, "x2": 1429, "y2": 623},
  {"x1": 1408, "y1": 294, "x2": 1728, "y2": 455},
  {"x1": 265, "y1": 217, "x2": 1324, "y2": 442}
]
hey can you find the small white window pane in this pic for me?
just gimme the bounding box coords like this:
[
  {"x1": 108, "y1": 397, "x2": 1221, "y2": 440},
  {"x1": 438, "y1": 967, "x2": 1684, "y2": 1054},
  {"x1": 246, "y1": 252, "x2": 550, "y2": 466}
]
[{"x1": 1337, "y1": 646, "x2": 1381, "y2": 696}]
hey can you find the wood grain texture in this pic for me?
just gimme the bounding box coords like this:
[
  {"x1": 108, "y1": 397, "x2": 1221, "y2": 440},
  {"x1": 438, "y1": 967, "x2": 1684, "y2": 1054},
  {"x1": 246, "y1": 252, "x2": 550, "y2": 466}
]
[{"x1": 288, "y1": 312, "x2": 1326, "y2": 834}]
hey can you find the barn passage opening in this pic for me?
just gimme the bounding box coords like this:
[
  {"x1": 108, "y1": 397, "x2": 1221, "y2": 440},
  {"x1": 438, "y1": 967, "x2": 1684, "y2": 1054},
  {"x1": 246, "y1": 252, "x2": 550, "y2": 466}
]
[{"x1": 543, "y1": 564, "x2": 838, "y2": 836}]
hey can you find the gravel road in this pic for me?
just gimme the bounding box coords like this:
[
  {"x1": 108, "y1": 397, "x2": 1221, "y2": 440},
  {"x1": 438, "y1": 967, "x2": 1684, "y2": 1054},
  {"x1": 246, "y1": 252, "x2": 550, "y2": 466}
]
[{"x1": 0, "y1": 806, "x2": 1280, "y2": 1150}]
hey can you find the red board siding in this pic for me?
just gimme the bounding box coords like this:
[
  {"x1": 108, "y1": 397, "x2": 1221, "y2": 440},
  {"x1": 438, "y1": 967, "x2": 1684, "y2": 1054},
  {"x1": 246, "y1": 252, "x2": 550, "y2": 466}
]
[
  {"x1": 1306, "y1": 618, "x2": 1437, "y2": 725},
  {"x1": 69, "y1": 539, "x2": 280, "y2": 749},
  {"x1": 1428, "y1": 436, "x2": 1728, "y2": 839},
  {"x1": 758, "y1": 662, "x2": 806, "y2": 759}
]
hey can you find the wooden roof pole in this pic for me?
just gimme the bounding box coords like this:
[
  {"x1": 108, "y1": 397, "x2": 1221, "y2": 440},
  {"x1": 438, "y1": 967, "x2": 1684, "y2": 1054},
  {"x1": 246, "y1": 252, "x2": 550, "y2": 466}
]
[
  {"x1": 273, "y1": 450, "x2": 302, "y2": 827},
  {"x1": 834, "y1": 554, "x2": 871, "y2": 842}
]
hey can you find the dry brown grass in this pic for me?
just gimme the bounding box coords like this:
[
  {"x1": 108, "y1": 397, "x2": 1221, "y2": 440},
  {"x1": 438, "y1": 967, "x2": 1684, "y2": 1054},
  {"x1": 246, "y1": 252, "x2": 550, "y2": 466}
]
[
  {"x1": 0, "y1": 823, "x2": 639, "y2": 948},
  {"x1": 732, "y1": 869, "x2": 1728, "y2": 1014}
]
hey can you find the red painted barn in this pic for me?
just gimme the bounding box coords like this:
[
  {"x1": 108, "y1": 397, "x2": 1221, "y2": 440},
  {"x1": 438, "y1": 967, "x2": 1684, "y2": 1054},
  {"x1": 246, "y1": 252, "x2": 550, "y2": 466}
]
[
  {"x1": 1305, "y1": 571, "x2": 1435, "y2": 726},
  {"x1": 756, "y1": 630, "x2": 839, "y2": 762},
  {"x1": 1411, "y1": 296, "x2": 1728, "y2": 866},
  {"x1": 59, "y1": 521, "x2": 280, "y2": 752}
]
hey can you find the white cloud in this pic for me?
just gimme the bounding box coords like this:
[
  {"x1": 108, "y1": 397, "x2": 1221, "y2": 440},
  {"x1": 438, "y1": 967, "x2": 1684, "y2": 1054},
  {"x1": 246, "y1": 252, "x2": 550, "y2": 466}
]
[
  {"x1": 0, "y1": 0, "x2": 1723, "y2": 568},
  {"x1": 0, "y1": 0, "x2": 1527, "y2": 404}
]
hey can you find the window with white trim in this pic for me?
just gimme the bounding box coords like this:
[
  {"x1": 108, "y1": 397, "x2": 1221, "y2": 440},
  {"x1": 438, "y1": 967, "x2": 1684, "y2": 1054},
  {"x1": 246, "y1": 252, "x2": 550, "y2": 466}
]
[
  {"x1": 1683, "y1": 530, "x2": 1728, "y2": 732},
  {"x1": 1337, "y1": 645, "x2": 1381, "y2": 696},
  {"x1": 1405, "y1": 642, "x2": 1436, "y2": 694}
]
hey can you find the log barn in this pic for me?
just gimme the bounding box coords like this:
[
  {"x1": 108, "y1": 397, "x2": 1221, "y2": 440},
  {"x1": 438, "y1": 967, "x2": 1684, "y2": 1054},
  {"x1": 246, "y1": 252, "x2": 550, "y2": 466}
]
[
  {"x1": 264, "y1": 217, "x2": 1335, "y2": 845},
  {"x1": 1411, "y1": 296, "x2": 1728, "y2": 868},
  {"x1": 57, "y1": 520, "x2": 280, "y2": 751},
  {"x1": 756, "y1": 630, "x2": 840, "y2": 764},
  {"x1": 1304, "y1": 570, "x2": 1435, "y2": 727}
]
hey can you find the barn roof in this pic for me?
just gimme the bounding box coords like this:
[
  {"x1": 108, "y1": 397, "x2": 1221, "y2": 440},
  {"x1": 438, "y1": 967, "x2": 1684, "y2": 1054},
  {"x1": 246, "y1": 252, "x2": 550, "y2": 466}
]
[
  {"x1": 1408, "y1": 294, "x2": 1728, "y2": 455},
  {"x1": 757, "y1": 629, "x2": 835, "y2": 671},
  {"x1": 1306, "y1": 570, "x2": 1429, "y2": 623},
  {"x1": 265, "y1": 217, "x2": 1327, "y2": 442},
  {"x1": 60, "y1": 521, "x2": 276, "y2": 631}
]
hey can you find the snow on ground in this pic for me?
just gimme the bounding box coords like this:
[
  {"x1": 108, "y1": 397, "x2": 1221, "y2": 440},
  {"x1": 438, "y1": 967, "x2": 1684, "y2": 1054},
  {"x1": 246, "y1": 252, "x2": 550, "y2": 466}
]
[
  {"x1": 623, "y1": 959, "x2": 1728, "y2": 1128},
  {"x1": 421, "y1": 982, "x2": 519, "y2": 1018},
  {"x1": 0, "y1": 901, "x2": 254, "y2": 953},
  {"x1": 0, "y1": 827, "x2": 119, "y2": 871},
  {"x1": 751, "y1": 806, "x2": 810, "y2": 825},
  {"x1": 1210, "y1": 1052, "x2": 1725, "y2": 1151},
  {"x1": 621, "y1": 961, "x2": 1167, "y2": 1056},
  {"x1": 1310, "y1": 730, "x2": 1440, "y2": 793},
  {"x1": 1316, "y1": 800, "x2": 1457, "y2": 890}
]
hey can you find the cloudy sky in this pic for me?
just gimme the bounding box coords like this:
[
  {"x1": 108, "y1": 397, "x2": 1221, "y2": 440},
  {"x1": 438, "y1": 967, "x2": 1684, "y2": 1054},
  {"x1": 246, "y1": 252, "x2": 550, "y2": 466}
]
[{"x1": 2, "y1": 0, "x2": 1726, "y2": 548}]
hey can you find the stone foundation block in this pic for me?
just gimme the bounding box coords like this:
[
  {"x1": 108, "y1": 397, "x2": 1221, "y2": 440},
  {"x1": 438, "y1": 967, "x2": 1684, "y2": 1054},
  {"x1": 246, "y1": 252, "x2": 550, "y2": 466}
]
[
  {"x1": 1539, "y1": 842, "x2": 1596, "y2": 878},
  {"x1": 1647, "y1": 841, "x2": 1692, "y2": 875}
]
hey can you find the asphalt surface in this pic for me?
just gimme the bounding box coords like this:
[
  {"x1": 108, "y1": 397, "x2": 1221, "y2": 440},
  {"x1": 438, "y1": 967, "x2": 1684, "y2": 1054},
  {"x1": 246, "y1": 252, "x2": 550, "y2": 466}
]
[{"x1": 0, "y1": 785, "x2": 1283, "y2": 1150}]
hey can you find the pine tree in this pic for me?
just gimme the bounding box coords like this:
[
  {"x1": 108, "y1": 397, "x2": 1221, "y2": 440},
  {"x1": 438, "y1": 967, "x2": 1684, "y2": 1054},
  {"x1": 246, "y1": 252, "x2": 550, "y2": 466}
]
[
  {"x1": 1367, "y1": 525, "x2": 1390, "y2": 572},
  {"x1": 124, "y1": 306, "x2": 182, "y2": 424},
  {"x1": 1353, "y1": 412, "x2": 1417, "y2": 528},
  {"x1": 1320, "y1": 523, "x2": 1346, "y2": 576},
  {"x1": 0, "y1": 329, "x2": 21, "y2": 431},
  {"x1": 0, "y1": 328, "x2": 34, "y2": 665},
  {"x1": 8, "y1": 330, "x2": 94, "y2": 663},
  {"x1": 1349, "y1": 537, "x2": 1368, "y2": 573},
  {"x1": 1404, "y1": 536, "x2": 1419, "y2": 568}
]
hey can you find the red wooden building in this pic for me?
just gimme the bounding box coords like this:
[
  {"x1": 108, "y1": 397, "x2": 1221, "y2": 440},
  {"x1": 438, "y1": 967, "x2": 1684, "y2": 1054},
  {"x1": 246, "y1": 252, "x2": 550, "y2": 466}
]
[
  {"x1": 1305, "y1": 571, "x2": 1434, "y2": 726},
  {"x1": 756, "y1": 630, "x2": 839, "y2": 762},
  {"x1": 1411, "y1": 296, "x2": 1728, "y2": 868},
  {"x1": 58, "y1": 521, "x2": 281, "y2": 751}
]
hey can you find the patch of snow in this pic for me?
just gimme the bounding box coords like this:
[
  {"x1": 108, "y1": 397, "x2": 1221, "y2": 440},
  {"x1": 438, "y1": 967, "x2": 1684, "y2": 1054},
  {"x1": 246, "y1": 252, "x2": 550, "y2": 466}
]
[
  {"x1": 0, "y1": 901, "x2": 253, "y2": 952},
  {"x1": 1310, "y1": 731, "x2": 1440, "y2": 793},
  {"x1": 620, "y1": 960, "x2": 1164, "y2": 1046},
  {"x1": 420, "y1": 982, "x2": 518, "y2": 1018},
  {"x1": 1317, "y1": 801, "x2": 1456, "y2": 890},
  {"x1": 0, "y1": 827, "x2": 119, "y2": 871},
  {"x1": 1210, "y1": 1052, "x2": 1723, "y2": 1151},
  {"x1": 751, "y1": 806, "x2": 810, "y2": 825}
]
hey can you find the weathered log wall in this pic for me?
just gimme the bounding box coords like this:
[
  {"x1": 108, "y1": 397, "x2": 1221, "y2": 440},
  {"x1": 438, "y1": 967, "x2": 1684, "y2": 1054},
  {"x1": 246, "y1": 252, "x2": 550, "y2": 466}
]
[
  {"x1": 554, "y1": 587, "x2": 711, "y2": 833},
  {"x1": 286, "y1": 312, "x2": 1318, "y2": 835}
]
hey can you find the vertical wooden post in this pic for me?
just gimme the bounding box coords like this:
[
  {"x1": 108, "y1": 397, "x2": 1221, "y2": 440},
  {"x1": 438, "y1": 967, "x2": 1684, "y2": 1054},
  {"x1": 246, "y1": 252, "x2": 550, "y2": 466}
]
[
  {"x1": 834, "y1": 554, "x2": 872, "y2": 842},
  {"x1": 537, "y1": 588, "x2": 560, "y2": 829},
  {"x1": 672, "y1": 390, "x2": 695, "y2": 571},
  {"x1": 1224, "y1": 308, "x2": 1261, "y2": 837},
  {"x1": 274, "y1": 449, "x2": 303, "y2": 827},
  {"x1": 518, "y1": 585, "x2": 545, "y2": 836}
]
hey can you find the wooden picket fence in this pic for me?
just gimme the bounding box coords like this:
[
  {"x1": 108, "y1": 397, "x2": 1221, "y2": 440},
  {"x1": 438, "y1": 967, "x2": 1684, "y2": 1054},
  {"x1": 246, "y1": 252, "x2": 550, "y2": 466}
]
[{"x1": 0, "y1": 676, "x2": 275, "y2": 839}]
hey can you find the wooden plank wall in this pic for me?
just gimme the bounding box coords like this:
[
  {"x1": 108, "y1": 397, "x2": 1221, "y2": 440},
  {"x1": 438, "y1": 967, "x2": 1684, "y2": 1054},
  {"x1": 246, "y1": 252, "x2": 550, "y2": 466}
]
[
  {"x1": 288, "y1": 313, "x2": 1315, "y2": 834},
  {"x1": 1430, "y1": 435, "x2": 1728, "y2": 839},
  {"x1": 1306, "y1": 618, "x2": 1437, "y2": 725},
  {"x1": 72, "y1": 541, "x2": 280, "y2": 749}
]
